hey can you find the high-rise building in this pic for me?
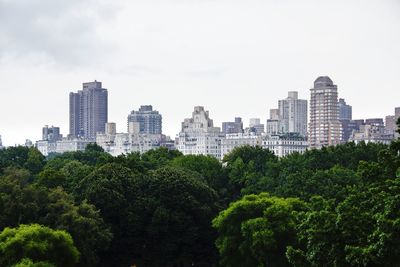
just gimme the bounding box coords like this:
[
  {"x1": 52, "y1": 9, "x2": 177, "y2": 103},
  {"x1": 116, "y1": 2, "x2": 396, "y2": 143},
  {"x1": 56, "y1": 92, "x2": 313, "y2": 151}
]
[
  {"x1": 309, "y1": 76, "x2": 341, "y2": 149},
  {"x1": 0, "y1": 135, "x2": 3, "y2": 149},
  {"x1": 338, "y1": 98, "x2": 352, "y2": 120},
  {"x1": 278, "y1": 91, "x2": 308, "y2": 137},
  {"x1": 176, "y1": 106, "x2": 224, "y2": 158},
  {"x1": 249, "y1": 118, "x2": 265, "y2": 135},
  {"x1": 266, "y1": 109, "x2": 282, "y2": 136},
  {"x1": 69, "y1": 80, "x2": 108, "y2": 139},
  {"x1": 127, "y1": 105, "x2": 162, "y2": 135},
  {"x1": 222, "y1": 117, "x2": 243, "y2": 134},
  {"x1": 385, "y1": 115, "x2": 396, "y2": 134},
  {"x1": 42, "y1": 125, "x2": 62, "y2": 142},
  {"x1": 350, "y1": 119, "x2": 394, "y2": 145},
  {"x1": 385, "y1": 107, "x2": 400, "y2": 137}
]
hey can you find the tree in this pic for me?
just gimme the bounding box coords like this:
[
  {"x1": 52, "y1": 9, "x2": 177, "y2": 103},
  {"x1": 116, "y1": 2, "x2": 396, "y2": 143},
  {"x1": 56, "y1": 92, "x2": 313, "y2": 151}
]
[
  {"x1": 169, "y1": 154, "x2": 231, "y2": 204},
  {"x1": 13, "y1": 258, "x2": 55, "y2": 267},
  {"x1": 286, "y1": 197, "x2": 346, "y2": 267},
  {"x1": 212, "y1": 193, "x2": 307, "y2": 267},
  {"x1": 76, "y1": 163, "x2": 138, "y2": 265},
  {"x1": 0, "y1": 169, "x2": 112, "y2": 267},
  {"x1": 133, "y1": 166, "x2": 219, "y2": 266},
  {"x1": 0, "y1": 224, "x2": 79, "y2": 267},
  {"x1": 397, "y1": 117, "x2": 400, "y2": 135}
]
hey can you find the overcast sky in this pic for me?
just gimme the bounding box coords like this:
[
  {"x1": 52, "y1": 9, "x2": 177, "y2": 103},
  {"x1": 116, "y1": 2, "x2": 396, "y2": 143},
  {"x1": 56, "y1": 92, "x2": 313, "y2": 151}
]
[{"x1": 0, "y1": 0, "x2": 399, "y2": 146}]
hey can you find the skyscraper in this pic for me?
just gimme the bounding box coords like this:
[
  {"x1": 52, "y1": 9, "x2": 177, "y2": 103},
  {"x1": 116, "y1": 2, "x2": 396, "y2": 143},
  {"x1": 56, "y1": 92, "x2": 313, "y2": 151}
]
[
  {"x1": 42, "y1": 125, "x2": 62, "y2": 142},
  {"x1": 127, "y1": 105, "x2": 162, "y2": 134},
  {"x1": 177, "y1": 106, "x2": 224, "y2": 158},
  {"x1": 222, "y1": 117, "x2": 243, "y2": 134},
  {"x1": 309, "y1": 76, "x2": 341, "y2": 149},
  {"x1": 338, "y1": 98, "x2": 352, "y2": 120},
  {"x1": 0, "y1": 135, "x2": 3, "y2": 149},
  {"x1": 278, "y1": 91, "x2": 308, "y2": 137},
  {"x1": 69, "y1": 81, "x2": 108, "y2": 139}
]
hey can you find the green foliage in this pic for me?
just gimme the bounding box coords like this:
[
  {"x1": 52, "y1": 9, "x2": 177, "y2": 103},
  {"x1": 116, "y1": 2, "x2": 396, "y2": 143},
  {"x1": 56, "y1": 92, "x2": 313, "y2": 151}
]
[
  {"x1": 0, "y1": 224, "x2": 79, "y2": 267},
  {"x1": 0, "y1": 147, "x2": 45, "y2": 175},
  {"x1": 13, "y1": 258, "x2": 55, "y2": 267},
  {"x1": 212, "y1": 193, "x2": 307, "y2": 267},
  {"x1": 1, "y1": 140, "x2": 400, "y2": 266},
  {"x1": 0, "y1": 170, "x2": 111, "y2": 267}
]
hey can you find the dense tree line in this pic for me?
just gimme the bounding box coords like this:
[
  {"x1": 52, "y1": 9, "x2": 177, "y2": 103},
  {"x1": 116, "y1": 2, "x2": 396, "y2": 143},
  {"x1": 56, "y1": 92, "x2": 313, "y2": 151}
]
[{"x1": 0, "y1": 122, "x2": 399, "y2": 266}]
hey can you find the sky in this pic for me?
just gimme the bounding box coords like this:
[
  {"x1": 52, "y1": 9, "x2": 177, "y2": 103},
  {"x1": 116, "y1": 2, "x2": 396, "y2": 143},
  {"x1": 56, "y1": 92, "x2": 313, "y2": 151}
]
[{"x1": 0, "y1": 0, "x2": 400, "y2": 146}]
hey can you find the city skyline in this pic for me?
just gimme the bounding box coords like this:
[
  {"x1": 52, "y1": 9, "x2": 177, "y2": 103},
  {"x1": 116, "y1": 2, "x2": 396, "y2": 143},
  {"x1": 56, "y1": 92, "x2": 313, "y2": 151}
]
[
  {"x1": 1, "y1": 76, "x2": 400, "y2": 146},
  {"x1": 1, "y1": 1, "x2": 400, "y2": 145}
]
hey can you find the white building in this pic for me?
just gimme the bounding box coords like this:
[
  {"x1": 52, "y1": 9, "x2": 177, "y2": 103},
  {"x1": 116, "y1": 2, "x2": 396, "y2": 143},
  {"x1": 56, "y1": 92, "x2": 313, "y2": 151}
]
[
  {"x1": 36, "y1": 140, "x2": 58, "y2": 156},
  {"x1": 221, "y1": 132, "x2": 262, "y2": 159},
  {"x1": 262, "y1": 134, "x2": 308, "y2": 157},
  {"x1": 55, "y1": 139, "x2": 93, "y2": 154},
  {"x1": 220, "y1": 132, "x2": 308, "y2": 159},
  {"x1": 96, "y1": 122, "x2": 171, "y2": 156},
  {"x1": 176, "y1": 106, "x2": 224, "y2": 159}
]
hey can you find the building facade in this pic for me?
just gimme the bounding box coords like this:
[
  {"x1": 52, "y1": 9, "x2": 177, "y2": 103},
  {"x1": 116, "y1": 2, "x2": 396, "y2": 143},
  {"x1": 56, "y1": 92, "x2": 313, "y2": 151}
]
[
  {"x1": 222, "y1": 117, "x2": 243, "y2": 134},
  {"x1": 176, "y1": 106, "x2": 224, "y2": 158},
  {"x1": 278, "y1": 91, "x2": 308, "y2": 137},
  {"x1": 338, "y1": 98, "x2": 352, "y2": 120},
  {"x1": 127, "y1": 105, "x2": 162, "y2": 135},
  {"x1": 349, "y1": 122, "x2": 394, "y2": 145},
  {"x1": 42, "y1": 125, "x2": 62, "y2": 142},
  {"x1": 309, "y1": 76, "x2": 341, "y2": 149},
  {"x1": 69, "y1": 80, "x2": 108, "y2": 139},
  {"x1": 220, "y1": 132, "x2": 308, "y2": 159}
]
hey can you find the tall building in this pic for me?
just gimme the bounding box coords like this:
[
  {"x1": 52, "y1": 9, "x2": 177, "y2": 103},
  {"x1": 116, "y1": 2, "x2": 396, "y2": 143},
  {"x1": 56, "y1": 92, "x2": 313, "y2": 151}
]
[
  {"x1": 309, "y1": 76, "x2": 341, "y2": 149},
  {"x1": 385, "y1": 115, "x2": 396, "y2": 134},
  {"x1": 350, "y1": 119, "x2": 394, "y2": 145},
  {"x1": 0, "y1": 135, "x2": 3, "y2": 149},
  {"x1": 42, "y1": 125, "x2": 62, "y2": 142},
  {"x1": 69, "y1": 80, "x2": 108, "y2": 139},
  {"x1": 249, "y1": 118, "x2": 265, "y2": 135},
  {"x1": 222, "y1": 117, "x2": 243, "y2": 134},
  {"x1": 338, "y1": 98, "x2": 352, "y2": 120},
  {"x1": 176, "y1": 106, "x2": 224, "y2": 158},
  {"x1": 385, "y1": 107, "x2": 400, "y2": 137},
  {"x1": 278, "y1": 91, "x2": 308, "y2": 137},
  {"x1": 127, "y1": 105, "x2": 162, "y2": 135},
  {"x1": 266, "y1": 109, "x2": 282, "y2": 136}
]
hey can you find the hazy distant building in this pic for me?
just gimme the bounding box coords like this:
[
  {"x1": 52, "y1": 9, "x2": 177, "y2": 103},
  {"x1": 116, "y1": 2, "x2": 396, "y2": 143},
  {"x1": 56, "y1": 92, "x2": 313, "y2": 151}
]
[
  {"x1": 386, "y1": 115, "x2": 396, "y2": 134},
  {"x1": 350, "y1": 120, "x2": 394, "y2": 145},
  {"x1": 176, "y1": 106, "x2": 224, "y2": 158},
  {"x1": 249, "y1": 118, "x2": 265, "y2": 135},
  {"x1": 309, "y1": 76, "x2": 341, "y2": 148},
  {"x1": 266, "y1": 109, "x2": 282, "y2": 136},
  {"x1": 127, "y1": 105, "x2": 162, "y2": 135},
  {"x1": 338, "y1": 98, "x2": 352, "y2": 120},
  {"x1": 56, "y1": 139, "x2": 93, "y2": 154},
  {"x1": 341, "y1": 119, "x2": 365, "y2": 142},
  {"x1": 69, "y1": 80, "x2": 108, "y2": 139},
  {"x1": 278, "y1": 91, "x2": 308, "y2": 137},
  {"x1": 386, "y1": 107, "x2": 400, "y2": 137},
  {"x1": 42, "y1": 125, "x2": 62, "y2": 142},
  {"x1": 222, "y1": 117, "x2": 243, "y2": 134},
  {"x1": 0, "y1": 135, "x2": 3, "y2": 149},
  {"x1": 24, "y1": 139, "x2": 33, "y2": 147}
]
